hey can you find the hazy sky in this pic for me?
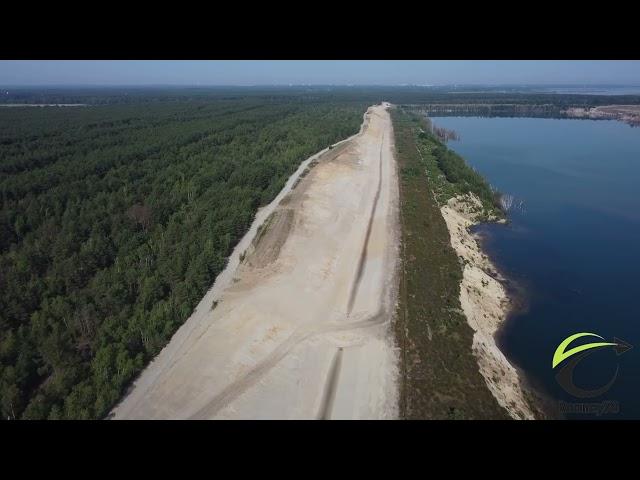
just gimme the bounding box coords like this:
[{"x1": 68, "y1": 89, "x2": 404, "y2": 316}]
[{"x1": 1, "y1": 60, "x2": 639, "y2": 86}]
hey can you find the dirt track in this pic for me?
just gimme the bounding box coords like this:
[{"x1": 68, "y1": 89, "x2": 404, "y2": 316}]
[{"x1": 111, "y1": 104, "x2": 400, "y2": 419}]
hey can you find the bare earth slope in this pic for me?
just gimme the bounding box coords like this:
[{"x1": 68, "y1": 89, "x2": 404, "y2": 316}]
[
  {"x1": 441, "y1": 195, "x2": 536, "y2": 419},
  {"x1": 111, "y1": 104, "x2": 400, "y2": 419}
]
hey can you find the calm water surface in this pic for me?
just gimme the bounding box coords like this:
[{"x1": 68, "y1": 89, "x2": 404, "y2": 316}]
[{"x1": 432, "y1": 117, "x2": 640, "y2": 419}]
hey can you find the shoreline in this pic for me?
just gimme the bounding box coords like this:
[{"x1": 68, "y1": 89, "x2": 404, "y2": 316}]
[
  {"x1": 440, "y1": 194, "x2": 540, "y2": 419},
  {"x1": 473, "y1": 224, "x2": 562, "y2": 420}
]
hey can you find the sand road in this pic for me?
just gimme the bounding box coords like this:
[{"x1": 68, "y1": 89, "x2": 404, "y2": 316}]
[{"x1": 111, "y1": 104, "x2": 400, "y2": 419}]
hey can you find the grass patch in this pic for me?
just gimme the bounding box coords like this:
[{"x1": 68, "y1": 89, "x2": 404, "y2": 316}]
[{"x1": 392, "y1": 107, "x2": 509, "y2": 419}]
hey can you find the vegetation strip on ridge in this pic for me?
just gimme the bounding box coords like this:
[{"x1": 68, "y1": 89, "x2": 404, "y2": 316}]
[{"x1": 391, "y1": 106, "x2": 508, "y2": 419}]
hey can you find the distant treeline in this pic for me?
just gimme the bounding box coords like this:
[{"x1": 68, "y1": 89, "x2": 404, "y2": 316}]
[
  {"x1": 2, "y1": 86, "x2": 640, "y2": 108},
  {"x1": 0, "y1": 99, "x2": 365, "y2": 419},
  {"x1": 405, "y1": 103, "x2": 566, "y2": 118}
]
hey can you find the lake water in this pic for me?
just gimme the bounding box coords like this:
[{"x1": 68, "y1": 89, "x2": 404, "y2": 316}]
[{"x1": 432, "y1": 117, "x2": 640, "y2": 419}]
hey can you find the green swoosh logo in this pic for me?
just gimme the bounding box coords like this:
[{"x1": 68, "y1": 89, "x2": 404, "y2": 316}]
[{"x1": 552, "y1": 332, "x2": 618, "y2": 369}]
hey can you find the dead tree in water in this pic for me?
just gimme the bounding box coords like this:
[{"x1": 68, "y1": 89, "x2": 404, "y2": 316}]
[
  {"x1": 433, "y1": 126, "x2": 460, "y2": 142},
  {"x1": 499, "y1": 193, "x2": 525, "y2": 213},
  {"x1": 500, "y1": 194, "x2": 515, "y2": 211},
  {"x1": 416, "y1": 112, "x2": 459, "y2": 141}
]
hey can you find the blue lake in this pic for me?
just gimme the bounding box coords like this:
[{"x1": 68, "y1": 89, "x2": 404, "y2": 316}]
[{"x1": 432, "y1": 117, "x2": 640, "y2": 419}]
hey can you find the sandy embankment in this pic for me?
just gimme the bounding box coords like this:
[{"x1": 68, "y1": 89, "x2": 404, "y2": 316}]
[
  {"x1": 441, "y1": 195, "x2": 535, "y2": 420},
  {"x1": 111, "y1": 103, "x2": 400, "y2": 419}
]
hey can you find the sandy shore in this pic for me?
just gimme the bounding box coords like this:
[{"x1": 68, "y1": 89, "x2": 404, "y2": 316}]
[
  {"x1": 111, "y1": 104, "x2": 400, "y2": 419},
  {"x1": 563, "y1": 105, "x2": 640, "y2": 126},
  {"x1": 441, "y1": 195, "x2": 535, "y2": 419}
]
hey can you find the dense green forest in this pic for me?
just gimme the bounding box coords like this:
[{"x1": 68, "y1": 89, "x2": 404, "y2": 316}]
[{"x1": 0, "y1": 99, "x2": 365, "y2": 419}]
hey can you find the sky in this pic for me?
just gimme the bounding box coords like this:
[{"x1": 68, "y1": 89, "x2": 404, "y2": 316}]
[{"x1": 0, "y1": 60, "x2": 639, "y2": 86}]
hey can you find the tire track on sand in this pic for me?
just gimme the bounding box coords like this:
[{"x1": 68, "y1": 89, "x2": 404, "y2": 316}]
[
  {"x1": 317, "y1": 348, "x2": 343, "y2": 420},
  {"x1": 346, "y1": 131, "x2": 384, "y2": 315},
  {"x1": 188, "y1": 311, "x2": 385, "y2": 419}
]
